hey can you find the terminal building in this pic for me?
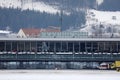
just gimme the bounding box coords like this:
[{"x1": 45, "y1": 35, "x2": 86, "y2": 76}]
[
  {"x1": 0, "y1": 38, "x2": 119, "y2": 54},
  {"x1": 0, "y1": 31, "x2": 120, "y2": 69}
]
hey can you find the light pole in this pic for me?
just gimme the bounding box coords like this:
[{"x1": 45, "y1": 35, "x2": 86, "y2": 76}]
[{"x1": 60, "y1": 9, "x2": 63, "y2": 31}]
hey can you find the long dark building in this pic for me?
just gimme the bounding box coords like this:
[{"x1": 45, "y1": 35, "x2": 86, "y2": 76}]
[
  {"x1": 0, "y1": 38, "x2": 119, "y2": 53},
  {"x1": 0, "y1": 38, "x2": 120, "y2": 69}
]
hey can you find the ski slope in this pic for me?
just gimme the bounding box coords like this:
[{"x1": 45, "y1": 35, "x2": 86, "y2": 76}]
[
  {"x1": 0, "y1": 0, "x2": 59, "y2": 14},
  {"x1": 81, "y1": 9, "x2": 120, "y2": 36}
]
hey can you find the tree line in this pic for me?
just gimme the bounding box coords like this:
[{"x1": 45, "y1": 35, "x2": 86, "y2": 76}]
[{"x1": 0, "y1": 8, "x2": 85, "y2": 32}]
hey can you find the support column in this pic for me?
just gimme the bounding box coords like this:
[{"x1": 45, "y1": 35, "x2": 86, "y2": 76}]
[
  {"x1": 85, "y1": 42, "x2": 87, "y2": 53},
  {"x1": 36, "y1": 41, "x2": 37, "y2": 54},
  {"x1": 67, "y1": 42, "x2": 68, "y2": 52},
  {"x1": 98, "y1": 42, "x2": 99, "y2": 52},
  {"x1": 73, "y1": 42, "x2": 75, "y2": 53},
  {"x1": 4, "y1": 41, "x2": 6, "y2": 51},
  {"x1": 61, "y1": 41, "x2": 62, "y2": 52},
  {"x1": 117, "y1": 42, "x2": 118, "y2": 53},
  {"x1": 48, "y1": 42, "x2": 50, "y2": 54},
  {"x1": 19, "y1": 61, "x2": 24, "y2": 69},
  {"x1": 103, "y1": 42, "x2": 105, "y2": 52},
  {"x1": 110, "y1": 42, "x2": 112, "y2": 53},
  {"x1": 30, "y1": 42, "x2": 31, "y2": 52},
  {"x1": 16, "y1": 42, "x2": 18, "y2": 58},
  {"x1": 0, "y1": 62, "x2": 1, "y2": 69},
  {"x1": 17, "y1": 42, "x2": 18, "y2": 51},
  {"x1": 34, "y1": 41, "x2": 37, "y2": 59},
  {"x1": 79, "y1": 42, "x2": 80, "y2": 53},
  {"x1": 11, "y1": 42, "x2": 12, "y2": 52},
  {"x1": 24, "y1": 42, "x2": 25, "y2": 52},
  {"x1": 54, "y1": 42, "x2": 56, "y2": 54},
  {"x1": 91, "y1": 42, "x2": 93, "y2": 53}
]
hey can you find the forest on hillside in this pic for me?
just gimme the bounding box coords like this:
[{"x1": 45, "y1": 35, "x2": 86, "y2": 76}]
[
  {"x1": 0, "y1": 0, "x2": 120, "y2": 32},
  {"x1": 0, "y1": 8, "x2": 85, "y2": 32}
]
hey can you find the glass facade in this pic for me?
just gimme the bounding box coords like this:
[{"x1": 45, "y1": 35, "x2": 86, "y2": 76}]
[
  {"x1": 0, "y1": 39, "x2": 120, "y2": 69},
  {"x1": 0, "y1": 40, "x2": 119, "y2": 54}
]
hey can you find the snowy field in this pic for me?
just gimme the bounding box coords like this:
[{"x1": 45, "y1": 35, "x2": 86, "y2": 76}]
[{"x1": 0, "y1": 70, "x2": 120, "y2": 80}]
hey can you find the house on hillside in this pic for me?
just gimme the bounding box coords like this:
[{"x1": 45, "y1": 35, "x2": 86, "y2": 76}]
[{"x1": 17, "y1": 28, "x2": 41, "y2": 38}]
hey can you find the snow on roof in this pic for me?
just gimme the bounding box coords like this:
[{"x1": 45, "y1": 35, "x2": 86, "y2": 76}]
[
  {"x1": 0, "y1": 30, "x2": 10, "y2": 34},
  {"x1": 21, "y1": 28, "x2": 41, "y2": 35}
]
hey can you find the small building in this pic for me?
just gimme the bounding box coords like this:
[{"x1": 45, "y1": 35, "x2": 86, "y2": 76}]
[
  {"x1": 40, "y1": 31, "x2": 88, "y2": 38},
  {"x1": 45, "y1": 26, "x2": 61, "y2": 32},
  {"x1": 0, "y1": 30, "x2": 11, "y2": 38},
  {"x1": 17, "y1": 27, "x2": 61, "y2": 38},
  {"x1": 17, "y1": 28, "x2": 41, "y2": 38}
]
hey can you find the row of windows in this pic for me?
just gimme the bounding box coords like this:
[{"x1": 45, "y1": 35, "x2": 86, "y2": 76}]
[
  {"x1": 0, "y1": 41, "x2": 120, "y2": 53},
  {"x1": 40, "y1": 32, "x2": 88, "y2": 38}
]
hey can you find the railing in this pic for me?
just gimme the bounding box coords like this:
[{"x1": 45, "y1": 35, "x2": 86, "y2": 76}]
[{"x1": 0, "y1": 53, "x2": 120, "y2": 62}]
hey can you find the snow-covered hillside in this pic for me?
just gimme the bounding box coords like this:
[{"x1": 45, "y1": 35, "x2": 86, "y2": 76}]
[
  {"x1": 0, "y1": 0, "x2": 60, "y2": 14},
  {"x1": 87, "y1": 9, "x2": 120, "y2": 25},
  {"x1": 81, "y1": 9, "x2": 120, "y2": 37}
]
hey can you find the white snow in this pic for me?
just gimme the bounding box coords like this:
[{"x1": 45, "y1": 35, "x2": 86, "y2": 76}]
[
  {"x1": 81, "y1": 9, "x2": 120, "y2": 36},
  {"x1": 96, "y1": 0, "x2": 104, "y2": 5},
  {"x1": 0, "y1": 70, "x2": 120, "y2": 80},
  {"x1": 0, "y1": 30, "x2": 10, "y2": 34},
  {"x1": 89, "y1": 9, "x2": 120, "y2": 25},
  {"x1": 0, "y1": 0, "x2": 21, "y2": 9},
  {"x1": 22, "y1": 2, "x2": 60, "y2": 14},
  {"x1": 0, "y1": 0, "x2": 60, "y2": 14}
]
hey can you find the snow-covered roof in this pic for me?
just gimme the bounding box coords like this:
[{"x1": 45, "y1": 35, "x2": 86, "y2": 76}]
[{"x1": 0, "y1": 30, "x2": 10, "y2": 34}]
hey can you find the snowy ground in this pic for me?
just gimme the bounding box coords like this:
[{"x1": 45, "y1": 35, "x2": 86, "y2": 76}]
[{"x1": 0, "y1": 70, "x2": 120, "y2": 80}]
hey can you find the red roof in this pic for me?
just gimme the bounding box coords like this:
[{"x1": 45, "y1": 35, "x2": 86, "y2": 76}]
[
  {"x1": 21, "y1": 28, "x2": 41, "y2": 36},
  {"x1": 21, "y1": 27, "x2": 61, "y2": 37}
]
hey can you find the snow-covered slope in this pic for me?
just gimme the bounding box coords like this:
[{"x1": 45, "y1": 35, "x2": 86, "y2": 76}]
[
  {"x1": 81, "y1": 9, "x2": 120, "y2": 37},
  {"x1": 96, "y1": 0, "x2": 104, "y2": 5},
  {"x1": 88, "y1": 9, "x2": 120, "y2": 25},
  {"x1": 0, "y1": 0, "x2": 60, "y2": 14}
]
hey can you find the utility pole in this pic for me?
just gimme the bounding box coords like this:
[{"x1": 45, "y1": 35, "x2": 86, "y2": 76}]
[
  {"x1": 21, "y1": 0, "x2": 23, "y2": 8},
  {"x1": 60, "y1": 9, "x2": 63, "y2": 31},
  {"x1": 59, "y1": 0, "x2": 64, "y2": 31},
  {"x1": 95, "y1": 0, "x2": 98, "y2": 10},
  {"x1": 32, "y1": 0, "x2": 34, "y2": 10}
]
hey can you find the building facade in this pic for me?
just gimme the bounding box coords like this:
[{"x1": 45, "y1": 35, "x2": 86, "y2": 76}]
[
  {"x1": 0, "y1": 38, "x2": 120, "y2": 69},
  {"x1": 40, "y1": 31, "x2": 88, "y2": 38},
  {"x1": 0, "y1": 38, "x2": 119, "y2": 54}
]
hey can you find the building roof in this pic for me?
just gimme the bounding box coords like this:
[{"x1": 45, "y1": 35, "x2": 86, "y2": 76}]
[
  {"x1": 45, "y1": 26, "x2": 61, "y2": 32},
  {"x1": 0, "y1": 30, "x2": 10, "y2": 34},
  {"x1": 0, "y1": 38, "x2": 120, "y2": 42},
  {"x1": 45, "y1": 29, "x2": 60, "y2": 32},
  {"x1": 21, "y1": 28, "x2": 41, "y2": 36}
]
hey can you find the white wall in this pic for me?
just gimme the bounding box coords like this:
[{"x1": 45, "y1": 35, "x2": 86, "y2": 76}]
[{"x1": 17, "y1": 29, "x2": 27, "y2": 38}]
